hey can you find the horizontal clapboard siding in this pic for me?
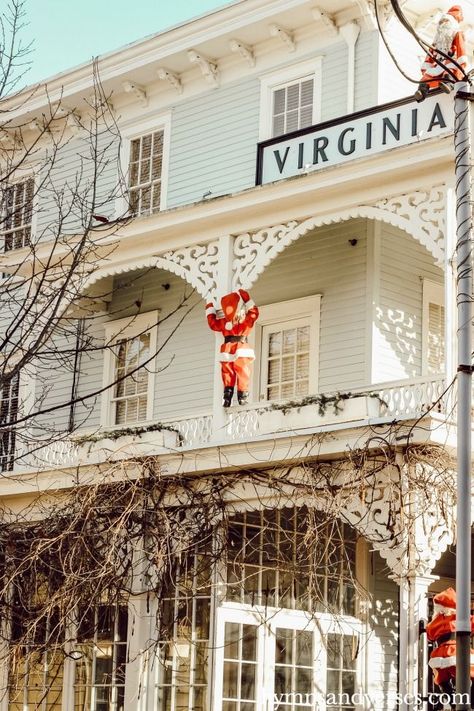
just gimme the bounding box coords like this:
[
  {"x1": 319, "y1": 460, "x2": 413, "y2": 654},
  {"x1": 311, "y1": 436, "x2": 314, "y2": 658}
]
[
  {"x1": 167, "y1": 79, "x2": 260, "y2": 207},
  {"x1": 252, "y1": 219, "x2": 368, "y2": 392},
  {"x1": 35, "y1": 129, "x2": 120, "y2": 238},
  {"x1": 33, "y1": 330, "x2": 77, "y2": 437},
  {"x1": 355, "y1": 30, "x2": 379, "y2": 111},
  {"x1": 321, "y1": 41, "x2": 348, "y2": 122},
  {"x1": 366, "y1": 552, "x2": 399, "y2": 710},
  {"x1": 375, "y1": 224, "x2": 443, "y2": 382}
]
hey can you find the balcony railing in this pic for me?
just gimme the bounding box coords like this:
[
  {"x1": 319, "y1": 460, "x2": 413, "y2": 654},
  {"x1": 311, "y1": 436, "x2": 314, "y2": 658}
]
[{"x1": 20, "y1": 375, "x2": 447, "y2": 470}]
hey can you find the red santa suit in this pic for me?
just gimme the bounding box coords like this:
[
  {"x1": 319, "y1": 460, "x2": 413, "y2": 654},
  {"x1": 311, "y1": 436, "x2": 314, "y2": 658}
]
[
  {"x1": 426, "y1": 587, "x2": 474, "y2": 689},
  {"x1": 206, "y1": 289, "x2": 259, "y2": 407},
  {"x1": 416, "y1": 6, "x2": 467, "y2": 101}
]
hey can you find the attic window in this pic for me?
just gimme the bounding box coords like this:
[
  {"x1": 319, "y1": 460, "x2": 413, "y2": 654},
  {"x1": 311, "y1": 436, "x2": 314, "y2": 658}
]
[{"x1": 272, "y1": 77, "x2": 314, "y2": 137}]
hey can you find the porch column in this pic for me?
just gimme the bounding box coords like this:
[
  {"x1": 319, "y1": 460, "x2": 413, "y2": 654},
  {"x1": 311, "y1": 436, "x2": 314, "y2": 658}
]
[
  {"x1": 124, "y1": 593, "x2": 158, "y2": 711},
  {"x1": 211, "y1": 234, "x2": 235, "y2": 441},
  {"x1": 398, "y1": 574, "x2": 438, "y2": 711}
]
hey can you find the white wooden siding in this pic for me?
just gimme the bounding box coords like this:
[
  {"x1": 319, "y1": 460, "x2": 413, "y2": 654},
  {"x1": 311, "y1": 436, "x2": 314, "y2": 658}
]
[
  {"x1": 32, "y1": 330, "x2": 76, "y2": 438},
  {"x1": 320, "y1": 41, "x2": 348, "y2": 122},
  {"x1": 366, "y1": 552, "x2": 399, "y2": 711},
  {"x1": 252, "y1": 220, "x2": 368, "y2": 393},
  {"x1": 354, "y1": 31, "x2": 379, "y2": 111},
  {"x1": 167, "y1": 79, "x2": 261, "y2": 207},
  {"x1": 36, "y1": 130, "x2": 120, "y2": 238},
  {"x1": 374, "y1": 224, "x2": 443, "y2": 382}
]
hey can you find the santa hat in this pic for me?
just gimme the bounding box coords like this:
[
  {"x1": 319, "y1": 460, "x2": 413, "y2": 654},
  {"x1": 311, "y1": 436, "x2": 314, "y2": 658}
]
[
  {"x1": 433, "y1": 587, "x2": 457, "y2": 616},
  {"x1": 221, "y1": 291, "x2": 244, "y2": 331},
  {"x1": 447, "y1": 5, "x2": 463, "y2": 21}
]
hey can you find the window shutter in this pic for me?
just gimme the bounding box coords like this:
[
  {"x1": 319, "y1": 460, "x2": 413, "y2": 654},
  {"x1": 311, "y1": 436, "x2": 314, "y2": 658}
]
[
  {"x1": 427, "y1": 303, "x2": 445, "y2": 374},
  {"x1": 271, "y1": 78, "x2": 314, "y2": 137}
]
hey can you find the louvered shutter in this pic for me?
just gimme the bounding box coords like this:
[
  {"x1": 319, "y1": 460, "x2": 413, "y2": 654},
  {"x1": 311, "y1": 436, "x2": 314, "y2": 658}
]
[{"x1": 427, "y1": 303, "x2": 445, "y2": 374}]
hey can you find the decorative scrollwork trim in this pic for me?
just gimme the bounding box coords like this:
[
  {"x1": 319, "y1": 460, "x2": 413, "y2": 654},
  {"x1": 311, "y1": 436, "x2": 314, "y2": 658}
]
[{"x1": 233, "y1": 190, "x2": 446, "y2": 290}]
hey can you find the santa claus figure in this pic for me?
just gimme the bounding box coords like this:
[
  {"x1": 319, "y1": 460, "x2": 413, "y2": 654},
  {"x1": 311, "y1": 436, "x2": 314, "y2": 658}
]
[
  {"x1": 206, "y1": 289, "x2": 259, "y2": 407},
  {"x1": 415, "y1": 5, "x2": 467, "y2": 102},
  {"x1": 426, "y1": 587, "x2": 474, "y2": 707}
]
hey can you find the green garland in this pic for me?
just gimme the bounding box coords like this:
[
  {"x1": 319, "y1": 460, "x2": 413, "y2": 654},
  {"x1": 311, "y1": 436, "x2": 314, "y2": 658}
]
[
  {"x1": 264, "y1": 391, "x2": 384, "y2": 416},
  {"x1": 73, "y1": 422, "x2": 181, "y2": 445}
]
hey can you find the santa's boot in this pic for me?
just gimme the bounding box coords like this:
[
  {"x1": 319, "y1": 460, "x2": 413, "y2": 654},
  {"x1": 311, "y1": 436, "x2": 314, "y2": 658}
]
[
  {"x1": 223, "y1": 387, "x2": 234, "y2": 407},
  {"x1": 414, "y1": 82, "x2": 429, "y2": 102},
  {"x1": 237, "y1": 390, "x2": 249, "y2": 405}
]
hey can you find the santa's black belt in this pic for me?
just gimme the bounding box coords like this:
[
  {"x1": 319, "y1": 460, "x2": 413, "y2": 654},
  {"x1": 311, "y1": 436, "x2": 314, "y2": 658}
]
[
  {"x1": 224, "y1": 336, "x2": 248, "y2": 343},
  {"x1": 436, "y1": 632, "x2": 456, "y2": 644}
]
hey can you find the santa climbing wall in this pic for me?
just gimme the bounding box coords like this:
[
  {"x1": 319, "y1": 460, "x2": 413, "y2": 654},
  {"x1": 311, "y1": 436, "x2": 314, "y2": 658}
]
[{"x1": 206, "y1": 289, "x2": 259, "y2": 407}]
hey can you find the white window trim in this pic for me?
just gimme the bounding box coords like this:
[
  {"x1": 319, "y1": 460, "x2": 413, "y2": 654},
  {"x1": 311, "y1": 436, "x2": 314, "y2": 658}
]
[
  {"x1": 101, "y1": 310, "x2": 159, "y2": 427},
  {"x1": 214, "y1": 605, "x2": 362, "y2": 711},
  {"x1": 115, "y1": 112, "x2": 171, "y2": 219},
  {"x1": 251, "y1": 294, "x2": 321, "y2": 402},
  {"x1": 258, "y1": 57, "x2": 323, "y2": 141},
  {"x1": 422, "y1": 279, "x2": 444, "y2": 376}
]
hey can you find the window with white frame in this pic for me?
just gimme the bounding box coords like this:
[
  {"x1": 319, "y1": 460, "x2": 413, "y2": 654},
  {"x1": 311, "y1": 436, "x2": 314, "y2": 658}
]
[
  {"x1": 1, "y1": 177, "x2": 34, "y2": 251},
  {"x1": 0, "y1": 370, "x2": 19, "y2": 471},
  {"x1": 128, "y1": 131, "x2": 164, "y2": 216},
  {"x1": 422, "y1": 280, "x2": 445, "y2": 375},
  {"x1": 74, "y1": 605, "x2": 128, "y2": 711},
  {"x1": 155, "y1": 538, "x2": 213, "y2": 711},
  {"x1": 154, "y1": 506, "x2": 362, "y2": 711},
  {"x1": 259, "y1": 59, "x2": 322, "y2": 141},
  {"x1": 102, "y1": 312, "x2": 158, "y2": 426},
  {"x1": 255, "y1": 296, "x2": 320, "y2": 402}
]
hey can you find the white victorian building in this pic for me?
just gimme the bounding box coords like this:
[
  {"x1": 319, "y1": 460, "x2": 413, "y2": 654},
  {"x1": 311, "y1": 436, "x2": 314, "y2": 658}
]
[{"x1": 0, "y1": 1, "x2": 471, "y2": 710}]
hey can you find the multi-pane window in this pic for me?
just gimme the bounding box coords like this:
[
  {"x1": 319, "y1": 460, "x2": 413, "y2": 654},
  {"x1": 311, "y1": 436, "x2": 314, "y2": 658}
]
[
  {"x1": 326, "y1": 634, "x2": 357, "y2": 711},
  {"x1": 261, "y1": 319, "x2": 311, "y2": 401},
  {"x1": 128, "y1": 131, "x2": 164, "y2": 216},
  {"x1": 155, "y1": 543, "x2": 212, "y2": 711},
  {"x1": 103, "y1": 312, "x2": 157, "y2": 428},
  {"x1": 221, "y1": 622, "x2": 258, "y2": 711},
  {"x1": 111, "y1": 332, "x2": 151, "y2": 425},
  {"x1": 226, "y1": 508, "x2": 357, "y2": 615},
  {"x1": 274, "y1": 628, "x2": 314, "y2": 711},
  {"x1": 1, "y1": 178, "x2": 34, "y2": 252},
  {"x1": 272, "y1": 79, "x2": 314, "y2": 137},
  {"x1": 0, "y1": 371, "x2": 19, "y2": 472},
  {"x1": 74, "y1": 605, "x2": 128, "y2": 711}
]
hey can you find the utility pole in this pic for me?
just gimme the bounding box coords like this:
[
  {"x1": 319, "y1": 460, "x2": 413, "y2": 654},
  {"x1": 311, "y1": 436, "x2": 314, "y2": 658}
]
[{"x1": 455, "y1": 80, "x2": 473, "y2": 711}]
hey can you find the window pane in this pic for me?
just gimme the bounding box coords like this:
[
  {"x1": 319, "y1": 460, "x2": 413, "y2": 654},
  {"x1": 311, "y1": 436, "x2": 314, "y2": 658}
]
[
  {"x1": 273, "y1": 88, "x2": 286, "y2": 115},
  {"x1": 273, "y1": 114, "x2": 285, "y2": 137},
  {"x1": 282, "y1": 329, "x2": 296, "y2": 354}
]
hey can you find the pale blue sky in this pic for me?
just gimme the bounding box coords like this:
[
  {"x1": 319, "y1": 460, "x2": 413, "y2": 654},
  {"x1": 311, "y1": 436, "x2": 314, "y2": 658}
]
[{"x1": 21, "y1": 0, "x2": 234, "y2": 86}]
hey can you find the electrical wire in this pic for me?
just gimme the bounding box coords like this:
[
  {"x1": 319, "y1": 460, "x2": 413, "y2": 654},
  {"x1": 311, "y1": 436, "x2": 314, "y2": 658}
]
[
  {"x1": 374, "y1": 0, "x2": 421, "y2": 83},
  {"x1": 389, "y1": 0, "x2": 470, "y2": 84}
]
